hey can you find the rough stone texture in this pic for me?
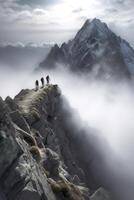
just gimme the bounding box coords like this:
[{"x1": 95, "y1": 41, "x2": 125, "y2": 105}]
[
  {"x1": 0, "y1": 85, "x2": 113, "y2": 200},
  {"x1": 0, "y1": 99, "x2": 21, "y2": 179},
  {"x1": 0, "y1": 90, "x2": 56, "y2": 200},
  {"x1": 9, "y1": 110, "x2": 30, "y2": 133},
  {"x1": 0, "y1": 97, "x2": 10, "y2": 121},
  {"x1": 5, "y1": 96, "x2": 19, "y2": 112}
]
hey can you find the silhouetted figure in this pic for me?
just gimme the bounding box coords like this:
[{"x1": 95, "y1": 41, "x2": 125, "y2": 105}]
[
  {"x1": 46, "y1": 75, "x2": 50, "y2": 85},
  {"x1": 41, "y1": 77, "x2": 45, "y2": 88},
  {"x1": 35, "y1": 80, "x2": 39, "y2": 91}
]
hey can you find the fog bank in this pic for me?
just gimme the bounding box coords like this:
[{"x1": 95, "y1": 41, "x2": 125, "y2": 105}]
[{"x1": 1, "y1": 65, "x2": 134, "y2": 199}]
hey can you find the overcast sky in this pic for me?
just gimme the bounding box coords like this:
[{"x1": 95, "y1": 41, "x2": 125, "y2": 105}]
[{"x1": 0, "y1": 0, "x2": 134, "y2": 46}]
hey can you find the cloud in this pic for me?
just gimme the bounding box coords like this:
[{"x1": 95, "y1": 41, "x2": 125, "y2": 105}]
[
  {"x1": 72, "y1": 8, "x2": 83, "y2": 13},
  {"x1": 107, "y1": 0, "x2": 134, "y2": 5},
  {"x1": 0, "y1": 0, "x2": 134, "y2": 46},
  {"x1": 15, "y1": 0, "x2": 60, "y2": 7},
  {"x1": 33, "y1": 8, "x2": 48, "y2": 15}
]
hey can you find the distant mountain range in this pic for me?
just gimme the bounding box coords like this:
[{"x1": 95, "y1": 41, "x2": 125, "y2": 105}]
[
  {"x1": 39, "y1": 18, "x2": 134, "y2": 79},
  {"x1": 0, "y1": 43, "x2": 51, "y2": 70}
]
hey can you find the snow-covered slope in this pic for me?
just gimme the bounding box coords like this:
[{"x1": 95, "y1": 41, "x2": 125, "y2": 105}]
[{"x1": 39, "y1": 18, "x2": 134, "y2": 79}]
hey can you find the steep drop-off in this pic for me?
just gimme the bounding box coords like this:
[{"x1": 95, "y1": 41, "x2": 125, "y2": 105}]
[{"x1": 0, "y1": 84, "x2": 114, "y2": 200}]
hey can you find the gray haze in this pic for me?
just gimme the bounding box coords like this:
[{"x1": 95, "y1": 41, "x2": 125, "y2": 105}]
[
  {"x1": 1, "y1": 65, "x2": 134, "y2": 164},
  {"x1": 1, "y1": 0, "x2": 134, "y2": 46},
  {"x1": 2, "y1": 65, "x2": 134, "y2": 198},
  {"x1": 0, "y1": 43, "x2": 51, "y2": 98},
  {"x1": 1, "y1": 0, "x2": 134, "y2": 198},
  {"x1": 1, "y1": 55, "x2": 134, "y2": 198},
  {"x1": 33, "y1": 67, "x2": 134, "y2": 199},
  {"x1": 0, "y1": 43, "x2": 51, "y2": 71}
]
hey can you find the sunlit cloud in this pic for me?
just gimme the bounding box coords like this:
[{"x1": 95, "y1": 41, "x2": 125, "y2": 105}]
[{"x1": 0, "y1": 0, "x2": 134, "y2": 45}]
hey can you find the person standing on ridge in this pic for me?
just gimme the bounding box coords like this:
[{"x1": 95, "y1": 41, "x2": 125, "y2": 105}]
[
  {"x1": 35, "y1": 80, "x2": 39, "y2": 91},
  {"x1": 46, "y1": 75, "x2": 50, "y2": 85},
  {"x1": 41, "y1": 77, "x2": 45, "y2": 88}
]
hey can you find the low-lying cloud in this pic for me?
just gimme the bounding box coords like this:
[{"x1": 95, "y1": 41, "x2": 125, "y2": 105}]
[
  {"x1": 39, "y1": 66, "x2": 134, "y2": 199},
  {"x1": 1, "y1": 64, "x2": 134, "y2": 199}
]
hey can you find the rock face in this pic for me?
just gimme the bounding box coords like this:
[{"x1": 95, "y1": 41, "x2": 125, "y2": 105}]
[
  {"x1": 0, "y1": 85, "x2": 113, "y2": 200},
  {"x1": 39, "y1": 18, "x2": 134, "y2": 79}
]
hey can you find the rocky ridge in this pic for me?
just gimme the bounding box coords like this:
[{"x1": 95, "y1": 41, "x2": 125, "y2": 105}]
[{"x1": 0, "y1": 84, "x2": 113, "y2": 200}]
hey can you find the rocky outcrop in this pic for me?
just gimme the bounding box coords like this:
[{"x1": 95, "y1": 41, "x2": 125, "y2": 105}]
[
  {"x1": 40, "y1": 44, "x2": 66, "y2": 69},
  {"x1": 0, "y1": 94, "x2": 56, "y2": 200},
  {"x1": 0, "y1": 85, "x2": 113, "y2": 200}
]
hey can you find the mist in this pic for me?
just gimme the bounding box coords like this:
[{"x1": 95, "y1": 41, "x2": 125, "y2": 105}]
[
  {"x1": 51, "y1": 67, "x2": 134, "y2": 199},
  {"x1": 0, "y1": 46, "x2": 49, "y2": 69},
  {"x1": 44, "y1": 67, "x2": 134, "y2": 160},
  {"x1": 1, "y1": 63, "x2": 134, "y2": 198},
  {"x1": 0, "y1": 43, "x2": 51, "y2": 98}
]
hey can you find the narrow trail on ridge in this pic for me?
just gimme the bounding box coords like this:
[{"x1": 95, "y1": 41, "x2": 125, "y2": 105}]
[{"x1": 16, "y1": 87, "x2": 46, "y2": 113}]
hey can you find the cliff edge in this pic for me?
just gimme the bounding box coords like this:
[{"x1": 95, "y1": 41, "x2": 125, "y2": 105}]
[{"x1": 0, "y1": 84, "x2": 113, "y2": 200}]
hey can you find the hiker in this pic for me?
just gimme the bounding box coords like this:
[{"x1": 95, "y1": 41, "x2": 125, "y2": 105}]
[
  {"x1": 46, "y1": 75, "x2": 50, "y2": 85},
  {"x1": 35, "y1": 80, "x2": 39, "y2": 91},
  {"x1": 41, "y1": 77, "x2": 45, "y2": 88}
]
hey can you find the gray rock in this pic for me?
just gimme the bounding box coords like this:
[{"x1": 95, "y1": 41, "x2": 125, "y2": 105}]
[
  {"x1": 0, "y1": 85, "x2": 116, "y2": 200},
  {"x1": 17, "y1": 188, "x2": 40, "y2": 200},
  {"x1": 9, "y1": 110, "x2": 30, "y2": 133},
  {"x1": 0, "y1": 97, "x2": 10, "y2": 122},
  {"x1": 1, "y1": 132, "x2": 56, "y2": 200},
  {"x1": 43, "y1": 148, "x2": 60, "y2": 179},
  {"x1": 0, "y1": 123, "x2": 21, "y2": 179},
  {"x1": 5, "y1": 96, "x2": 19, "y2": 112}
]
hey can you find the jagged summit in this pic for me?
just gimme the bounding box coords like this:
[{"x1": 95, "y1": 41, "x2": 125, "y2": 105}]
[
  {"x1": 39, "y1": 18, "x2": 134, "y2": 80},
  {"x1": 75, "y1": 18, "x2": 111, "y2": 42}
]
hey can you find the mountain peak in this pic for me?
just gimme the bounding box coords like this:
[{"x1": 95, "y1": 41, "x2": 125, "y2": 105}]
[
  {"x1": 83, "y1": 18, "x2": 107, "y2": 28},
  {"x1": 92, "y1": 18, "x2": 104, "y2": 24},
  {"x1": 39, "y1": 18, "x2": 134, "y2": 79},
  {"x1": 75, "y1": 18, "x2": 110, "y2": 43},
  {"x1": 84, "y1": 18, "x2": 102, "y2": 26}
]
